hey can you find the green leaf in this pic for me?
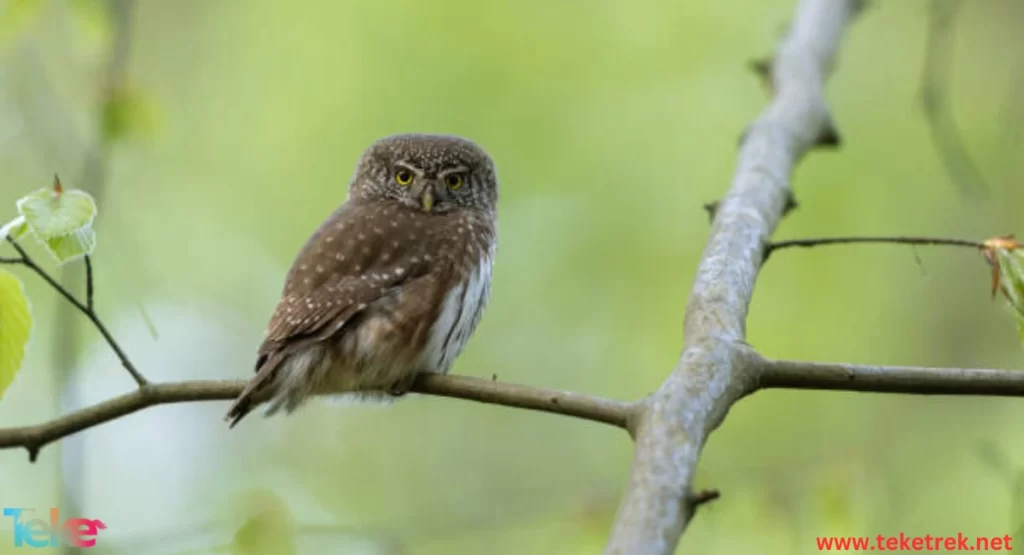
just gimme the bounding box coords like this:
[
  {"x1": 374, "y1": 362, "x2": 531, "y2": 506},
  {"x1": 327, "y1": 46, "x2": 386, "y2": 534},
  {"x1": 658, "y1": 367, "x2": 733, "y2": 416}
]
[
  {"x1": 0, "y1": 215, "x2": 29, "y2": 240},
  {"x1": 43, "y1": 226, "x2": 96, "y2": 264},
  {"x1": 16, "y1": 186, "x2": 97, "y2": 240},
  {"x1": 15, "y1": 183, "x2": 98, "y2": 263},
  {"x1": 994, "y1": 249, "x2": 1024, "y2": 345},
  {"x1": 0, "y1": 269, "x2": 32, "y2": 400}
]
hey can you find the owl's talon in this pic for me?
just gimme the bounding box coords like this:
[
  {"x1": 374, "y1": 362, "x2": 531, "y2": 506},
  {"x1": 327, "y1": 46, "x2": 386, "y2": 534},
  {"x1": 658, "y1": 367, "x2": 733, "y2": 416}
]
[
  {"x1": 387, "y1": 373, "x2": 419, "y2": 397},
  {"x1": 387, "y1": 385, "x2": 410, "y2": 397}
]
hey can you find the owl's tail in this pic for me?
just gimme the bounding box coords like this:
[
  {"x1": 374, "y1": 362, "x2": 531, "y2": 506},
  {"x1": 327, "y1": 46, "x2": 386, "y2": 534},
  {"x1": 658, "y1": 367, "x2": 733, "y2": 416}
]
[{"x1": 225, "y1": 351, "x2": 287, "y2": 428}]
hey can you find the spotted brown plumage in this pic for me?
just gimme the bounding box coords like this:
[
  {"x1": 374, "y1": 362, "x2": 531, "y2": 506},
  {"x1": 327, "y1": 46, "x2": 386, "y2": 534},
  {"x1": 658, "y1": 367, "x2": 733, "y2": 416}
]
[{"x1": 225, "y1": 134, "x2": 498, "y2": 427}]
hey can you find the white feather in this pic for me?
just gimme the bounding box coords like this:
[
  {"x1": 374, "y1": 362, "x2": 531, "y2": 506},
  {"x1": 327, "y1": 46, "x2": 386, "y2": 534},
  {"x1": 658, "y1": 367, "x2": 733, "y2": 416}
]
[{"x1": 422, "y1": 250, "x2": 493, "y2": 373}]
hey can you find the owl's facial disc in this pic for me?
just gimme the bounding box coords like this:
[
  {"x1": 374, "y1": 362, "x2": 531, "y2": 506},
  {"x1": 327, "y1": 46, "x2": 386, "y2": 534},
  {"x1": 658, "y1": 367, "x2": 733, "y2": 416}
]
[{"x1": 353, "y1": 134, "x2": 496, "y2": 213}]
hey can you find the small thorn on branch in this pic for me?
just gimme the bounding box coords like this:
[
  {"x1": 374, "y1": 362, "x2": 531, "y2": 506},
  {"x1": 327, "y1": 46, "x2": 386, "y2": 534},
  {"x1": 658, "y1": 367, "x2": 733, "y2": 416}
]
[
  {"x1": 815, "y1": 120, "x2": 842, "y2": 148},
  {"x1": 749, "y1": 57, "x2": 774, "y2": 92},
  {"x1": 737, "y1": 127, "x2": 750, "y2": 148},
  {"x1": 783, "y1": 191, "x2": 799, "y2": 217},
  {"x1": 703, "y1": 201, "x2": 720, "y2": 224},
  {"x1": 27, "y1": 445, "x2": 40, "y2": 463},
  {"x1": 689, "y1": 488, "x2": 721, "y2": 508}
]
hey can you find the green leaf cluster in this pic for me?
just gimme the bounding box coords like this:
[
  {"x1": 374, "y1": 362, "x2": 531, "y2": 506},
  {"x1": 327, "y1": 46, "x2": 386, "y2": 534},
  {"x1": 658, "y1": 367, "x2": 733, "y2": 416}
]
[{"x1": 0, "y1": 179, "x2": 99, "y2": 398}]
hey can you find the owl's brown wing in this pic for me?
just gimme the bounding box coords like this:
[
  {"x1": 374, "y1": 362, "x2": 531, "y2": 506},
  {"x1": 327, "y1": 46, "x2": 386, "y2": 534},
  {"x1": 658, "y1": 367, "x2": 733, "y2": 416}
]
[
  {"x1": 226, "y1": 274, "x2": 410, "y2": 427},
  {"x1": 258, "y1": 273, "x2": 405, "y2": 356},
  {"x1": 226, "y1": 201, "x2": 436, "y2": 426}
]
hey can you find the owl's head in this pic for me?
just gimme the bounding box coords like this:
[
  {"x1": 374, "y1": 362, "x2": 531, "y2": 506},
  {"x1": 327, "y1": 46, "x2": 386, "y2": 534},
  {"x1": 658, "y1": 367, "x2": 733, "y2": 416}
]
[{"x1": 350, "y1": 134, "x2": 498, "y2": 214}]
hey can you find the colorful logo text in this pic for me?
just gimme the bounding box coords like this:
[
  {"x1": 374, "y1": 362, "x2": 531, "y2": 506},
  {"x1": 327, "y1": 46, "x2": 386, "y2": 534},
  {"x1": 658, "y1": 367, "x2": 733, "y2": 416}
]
[{"x1": 3, "y1": 508, "x2": 106, "y2": 549}]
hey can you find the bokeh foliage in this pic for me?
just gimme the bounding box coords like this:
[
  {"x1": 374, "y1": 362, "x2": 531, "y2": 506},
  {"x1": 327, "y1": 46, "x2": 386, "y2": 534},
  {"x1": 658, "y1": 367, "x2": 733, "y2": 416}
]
[{"x1": 0, "y1": 0, "x2": 1021, "y2": 553}]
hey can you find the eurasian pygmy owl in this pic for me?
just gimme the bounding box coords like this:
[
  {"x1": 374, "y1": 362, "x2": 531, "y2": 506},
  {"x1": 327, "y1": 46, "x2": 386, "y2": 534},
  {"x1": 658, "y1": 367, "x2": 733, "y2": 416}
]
[{"x1": 225, "y1": 134, "x2": 498, "y2": 427}]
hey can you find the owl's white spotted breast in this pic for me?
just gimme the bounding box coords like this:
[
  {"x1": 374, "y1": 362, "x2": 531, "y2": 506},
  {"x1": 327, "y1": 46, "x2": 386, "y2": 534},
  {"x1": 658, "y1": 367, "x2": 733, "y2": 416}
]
[{"x1": 421, "y1": 245, "x2": 494, "y2": 374}]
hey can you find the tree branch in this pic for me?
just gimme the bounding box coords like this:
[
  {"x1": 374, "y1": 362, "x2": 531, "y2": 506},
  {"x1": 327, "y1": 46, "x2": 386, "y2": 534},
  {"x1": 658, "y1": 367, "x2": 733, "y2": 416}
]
[
  {"x1": 768, "y1": 235, "x2": 986, "y2": 255},
  {"x1": 0, "y1": 374, "x2": 636, "y2": 463},
  {"x1": 764, "y1": 234, "x2": 995, "y2": 264},
  {"x1": 412, "y1": 373, "x2": 637, "y2": 430},
  {"x1": 762, "y1": 359, "x2": 1024, "y2": 396},
  {"x1": 603, "y1": 2, "x2": 862, "y2": 553}
]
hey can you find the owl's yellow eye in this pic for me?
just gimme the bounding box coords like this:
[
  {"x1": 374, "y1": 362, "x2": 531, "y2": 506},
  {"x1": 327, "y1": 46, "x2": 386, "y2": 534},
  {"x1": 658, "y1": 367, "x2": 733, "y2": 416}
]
[
  {"x1": 395, "y1": 170, "x2": 413, "y2": 186},
  {"x1": 445, "y1": 174, "x2": 464, "y2": 190}
]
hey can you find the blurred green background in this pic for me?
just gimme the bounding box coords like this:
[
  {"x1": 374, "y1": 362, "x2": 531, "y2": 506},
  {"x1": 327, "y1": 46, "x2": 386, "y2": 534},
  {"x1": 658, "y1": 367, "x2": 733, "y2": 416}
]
[{"x1": 0, "y1": 0, "x2": 1022, "y2": 553}]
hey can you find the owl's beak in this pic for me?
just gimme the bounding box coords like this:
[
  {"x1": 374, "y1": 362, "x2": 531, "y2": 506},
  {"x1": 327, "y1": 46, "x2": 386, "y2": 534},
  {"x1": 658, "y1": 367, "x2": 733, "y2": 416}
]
[{"x1": 421, "y1": 187, "x2": 434, "y2": 212}]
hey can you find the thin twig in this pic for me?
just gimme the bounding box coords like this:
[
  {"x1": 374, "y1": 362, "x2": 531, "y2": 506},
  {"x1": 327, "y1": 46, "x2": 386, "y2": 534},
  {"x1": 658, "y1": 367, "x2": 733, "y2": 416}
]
[
  {"x1": 7, "y1": 237, "x2": 90, "y2": 314},
  {"x1": 85, "y1": 255, "x2": 94, "y2": 311},
  {"x1": 5, "y1": 237, "x2": 148, "y2": 387},
  {"x1": 0, "y1": 374, "x2": 637, "y2": 462},
  {"x1": 762, "y1": 358, "x2": 1024, "y2": 396},
  {"x1": 766, "y1": 235, "x2": 986, "y2": 259}
]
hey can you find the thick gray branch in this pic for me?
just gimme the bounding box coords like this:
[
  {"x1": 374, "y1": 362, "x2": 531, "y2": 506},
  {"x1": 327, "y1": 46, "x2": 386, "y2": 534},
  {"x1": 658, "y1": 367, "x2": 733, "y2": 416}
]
[{"x1": 603, "y1": 1, "x2": 861, "y2": 553}]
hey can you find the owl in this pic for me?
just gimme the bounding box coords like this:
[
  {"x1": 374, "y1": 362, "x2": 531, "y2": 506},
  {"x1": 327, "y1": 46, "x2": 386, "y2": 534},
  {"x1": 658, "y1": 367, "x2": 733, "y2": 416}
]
[{"x1": 225, "y1": 134, "x2": 498, "y2": 427}]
